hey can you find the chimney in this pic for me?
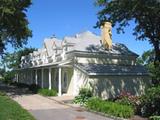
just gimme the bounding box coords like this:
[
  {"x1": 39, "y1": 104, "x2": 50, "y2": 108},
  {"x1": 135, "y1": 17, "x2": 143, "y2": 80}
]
[{"x1": 101, "y1": 22, "x2": 112, "y2": 50}]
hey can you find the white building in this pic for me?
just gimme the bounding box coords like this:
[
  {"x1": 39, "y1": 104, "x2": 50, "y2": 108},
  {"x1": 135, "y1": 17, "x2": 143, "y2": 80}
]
[{"x1": 17, "y1": 22, "x2": 150, "y2": 99}]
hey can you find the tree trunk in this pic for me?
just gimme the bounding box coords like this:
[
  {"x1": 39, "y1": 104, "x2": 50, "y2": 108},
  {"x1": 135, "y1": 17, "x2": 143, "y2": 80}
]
[{"x1": 0, "y1": 39, "x2": 4, "y2": 54}]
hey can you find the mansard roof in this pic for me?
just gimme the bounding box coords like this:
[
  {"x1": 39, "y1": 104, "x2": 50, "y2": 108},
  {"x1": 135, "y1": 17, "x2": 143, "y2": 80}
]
[
  {"x1": 30, "y1": 31, "x2": 138, "y2": 58},
  {"x1": 76, "y1": 63, "x2": 149, "y2": 76},
  {"x1": 63, "y1": 31, "x2": 138, "y2": 57}
]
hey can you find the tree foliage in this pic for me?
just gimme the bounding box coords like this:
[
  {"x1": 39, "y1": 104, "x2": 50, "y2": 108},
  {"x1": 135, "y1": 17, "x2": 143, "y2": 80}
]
[
  {"x1": 136, "y1": 50, "x2": 154, "y2": 66},
  {"x1": 1, "y1": 47, "x2": 36, "y2": 70},
  {"x1": 0, "y1": 0, "x2": 32, "y2": 54},
  {"x1": 0, "y1": 68, "x2": 5, "y2": 78},
  {"x1": 96, "y1": 0, "x2": 160, "y2": 64},
  {"x1": 140, "y1": 86, "x2": 160, "y2": 117},
  {"x1": 136, "y1": 50, "x2": 160, "y2": 84}
]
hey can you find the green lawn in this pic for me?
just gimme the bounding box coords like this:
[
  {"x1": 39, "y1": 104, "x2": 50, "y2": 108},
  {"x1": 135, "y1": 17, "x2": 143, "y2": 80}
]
[{"x1": 0, "y1": 92, "x2": 35, "y2": 120}]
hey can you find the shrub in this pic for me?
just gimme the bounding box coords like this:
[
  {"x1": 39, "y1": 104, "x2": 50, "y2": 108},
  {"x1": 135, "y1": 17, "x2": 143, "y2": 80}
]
[
  {"x1": 149, "y1": 116, "x2": 160, "y2": 120},
  {"x1": 0, "y1": 91, "x2": 6, "y2": 96},
  {"x1": 38, "y1": 88, "x2": 57, "y2": 96},
  {"x1": 9, "y1": 81, "x2": 18, "y2": 86},
  {"x1": 140, "y1": 86, "x2": 160, "y2": 117},
  {"x1": 115, "y1": 90, "x2": 140, "y2": 113},
  {"x1": 28, "y1": 84, "x2": 40, "y2": 94},
  {"x1": 3, "y1": 71, "x2": 15, "y2": 84},
  {"x1": 0, "y1": 77, "x2": 5, "y2": 81},
  {"x1": 73, "y1": 88, "x2": 92, "y2": 105},
  {"x1": 79, "y1": 88, "x2": 92, "y2": 98},
  {"x1": 86, "y1": 97, "x2": 134, "y2": 118},
  {"x1": 15, "y1": 83, "x2": 30, "y2": 88}
]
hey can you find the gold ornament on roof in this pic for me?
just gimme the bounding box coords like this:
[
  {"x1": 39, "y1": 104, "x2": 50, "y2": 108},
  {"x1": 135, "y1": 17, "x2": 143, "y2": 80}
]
[{"x1": 101, "y1": 22, "x2": 112, "y2": 50}]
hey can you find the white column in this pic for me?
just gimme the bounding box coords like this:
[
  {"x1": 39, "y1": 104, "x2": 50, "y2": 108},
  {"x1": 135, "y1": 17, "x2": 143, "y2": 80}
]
[
  {"x1": 49, "y1": 68, "x2": 52, "y2": 90},
  {"x1": 73, "y1": 68, "x2": 77, "y2": 96},
  {"x1": 41, "y1": 69, "x2": 44, "y2": 88},
  {"x1": 35, "y1": 70, "x2": 38, "y2": 85},
  {"x1": 16, "y1": 73, "x2": 19, "y2": 82},
  {"x1": 58, "y1": 67, "x2": 62, "y2": 96}
]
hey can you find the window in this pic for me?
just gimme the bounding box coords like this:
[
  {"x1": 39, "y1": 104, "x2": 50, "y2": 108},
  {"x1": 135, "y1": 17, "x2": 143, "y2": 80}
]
[{"x1": 63, "y1": 46, "x2": 67, "y2": 52}]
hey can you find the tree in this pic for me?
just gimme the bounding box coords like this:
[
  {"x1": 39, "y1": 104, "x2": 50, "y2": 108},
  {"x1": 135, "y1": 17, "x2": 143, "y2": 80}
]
[
  {"x1": 136, "y1": 50, "x2": 160, "y2": 84},
  {"x1": 0, "y1": 0, "x2": 32, "y2": 54},
  {"x1": 0, "y1": 47, "x2": 36, "y2": 83},
  {"x1": 1, "y1": 47, "x2": 36, "y2": 70},
  {"x1": 136, "y1": 50, "x2": 154, "y2": 66},
  {"x1": 0, "y1": 68, "x2": 5, "y2": 77},
  {"x1": 95, "y1": 0, "x2": 160, "y2": 65}
]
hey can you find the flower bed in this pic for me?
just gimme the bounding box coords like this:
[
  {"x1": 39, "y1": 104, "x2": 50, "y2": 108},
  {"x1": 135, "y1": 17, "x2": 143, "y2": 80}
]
[{"x1": 86, "y1": 97, "x2": 134, "y2": 119}]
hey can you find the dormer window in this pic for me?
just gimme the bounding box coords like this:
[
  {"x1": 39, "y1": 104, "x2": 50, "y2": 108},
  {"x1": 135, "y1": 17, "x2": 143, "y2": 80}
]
[
  {"x1": 62, "y1": 43, "x2": 68, "y2": 53},
  {"x1": 54, "y1": 49, "x2": 58, "y2": 55},
  {"x1": 64, "y1": 46, "x2": 68, "y2": 51}
]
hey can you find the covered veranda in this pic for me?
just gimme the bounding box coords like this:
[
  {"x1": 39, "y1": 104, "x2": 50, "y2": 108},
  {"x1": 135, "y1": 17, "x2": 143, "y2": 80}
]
[{"x1": 16, "y1": 61, "x2": 73, "y2": 96}]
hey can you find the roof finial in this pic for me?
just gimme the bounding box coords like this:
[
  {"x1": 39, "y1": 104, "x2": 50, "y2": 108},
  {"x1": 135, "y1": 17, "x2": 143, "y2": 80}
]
[
  {"x1": 50, "y1": 34, "x2": 56, "y2": 39},
  {"x1": 101, "y1": 22, "x2": 112, "y2": 50}
]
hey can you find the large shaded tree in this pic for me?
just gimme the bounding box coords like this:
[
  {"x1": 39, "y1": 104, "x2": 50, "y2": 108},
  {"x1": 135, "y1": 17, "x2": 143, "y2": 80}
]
[
  {"x1": 136, "y1": 50, "x2": 155, "y2": 66},
  {"x1": 96, "y1": 0, "x2": 160, "y2": 65},
  {"x1": 1, "y1": 47, "x2": 36, "y2": 70},
  {"x1": 136, "y1": 50, "x2": 160, "y2": 84},
  {"x1": 0, "y1": 0, "x2": 32, "y2": 54}
]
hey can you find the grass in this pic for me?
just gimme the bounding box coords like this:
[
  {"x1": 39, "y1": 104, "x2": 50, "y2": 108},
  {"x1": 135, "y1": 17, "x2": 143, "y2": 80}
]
[
  {"x1": 0, "y1": 91, "x2": 35, "y2": 120},
  {"x1": 38, "y1": 88, "x2": 57, "y2": 96}
]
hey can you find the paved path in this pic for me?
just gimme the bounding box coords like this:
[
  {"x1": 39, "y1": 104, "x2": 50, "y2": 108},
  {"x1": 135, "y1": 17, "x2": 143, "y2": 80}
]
[
  {"x1": 13, "y1": 94, "x2": 112, "y2": 120},
  {"x1": 0, "y1": 83, "x2": 112, "y2": 120}
]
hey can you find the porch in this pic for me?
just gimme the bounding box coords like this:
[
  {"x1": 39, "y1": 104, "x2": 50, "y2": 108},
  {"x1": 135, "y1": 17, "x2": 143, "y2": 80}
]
[{"x1": 16, "y1": 63, "x2": 74, "y2": 96}]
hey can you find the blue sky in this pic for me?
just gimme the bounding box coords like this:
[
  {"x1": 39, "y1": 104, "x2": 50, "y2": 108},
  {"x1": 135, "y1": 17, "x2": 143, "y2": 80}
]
[{"x1": 8, "y1": 0, "x2": 151, "y2": 55}]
